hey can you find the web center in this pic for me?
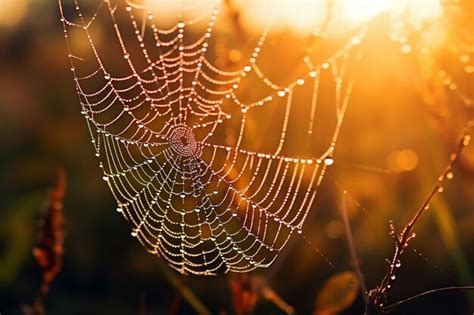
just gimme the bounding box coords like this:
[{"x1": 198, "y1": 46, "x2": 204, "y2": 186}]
[
  {"x1": 180, "y1": 136, "x2": 189, "y2": 147},
  {"x1": 169, "y1": 125, "x2": 201, "y2": 157}
]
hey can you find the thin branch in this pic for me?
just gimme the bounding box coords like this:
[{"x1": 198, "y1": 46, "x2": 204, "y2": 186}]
[
  {"x1": 367, "y1": 124, "x2": 472, "y2": 313},
  {"x1": 383, "y1": 286, "x2": 474, "y2": 312}
]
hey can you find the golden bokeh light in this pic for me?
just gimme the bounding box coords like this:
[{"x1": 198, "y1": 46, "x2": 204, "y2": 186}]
[
  {"x1": 145, "y1": 0, "x2": 443, "y2": 35},
  {"x1": 231, "y1": 0, "x2": 443, "y2": 34},
  {"x1": 0, "y1": 0, "x2": 29, "y2": 27},
  {"x1": 387, "y1": 149, "x2": 419, "y2": 172}
]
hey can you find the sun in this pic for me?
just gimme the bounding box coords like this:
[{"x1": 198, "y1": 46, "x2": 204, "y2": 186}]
[
  {"x1": 339, "y1": 0, "x2": 442, "y2": 25},
  {"x1": 339, "y1": 0, "x2": 391, "y2": 23},
  {"x1": 232, "y1": 0, "x2": 443, "y2": 34},
  {"x1": 147, "y1": 0, "x2": 443, "y2": 35}
]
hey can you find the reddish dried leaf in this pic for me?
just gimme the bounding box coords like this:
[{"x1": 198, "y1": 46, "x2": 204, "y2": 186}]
[
  {"x1": 230, "y1": 274, "x2": 259, "y2": 315},
  {"x1": 30, "y1": 169, "x2": 66, "y2": 314}
]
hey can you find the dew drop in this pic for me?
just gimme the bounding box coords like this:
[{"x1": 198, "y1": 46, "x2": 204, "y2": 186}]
[
  {"x1": 391, "y1": 275, "x2": 396, "y2": 280},
  {"x1": 463, "y1": 135, "x2": 471, "y2": 145},
  {"x1": 324, "y1": 156, "x2": 334, "y2": 166}
]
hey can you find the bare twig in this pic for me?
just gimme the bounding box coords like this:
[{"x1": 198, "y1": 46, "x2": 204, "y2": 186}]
[
  {"x1": 382, "y1": 286, "x2": 474, "y2": 312},
  {"x1": 367, "y1": 125, "x2": 472, "y2": 314}
]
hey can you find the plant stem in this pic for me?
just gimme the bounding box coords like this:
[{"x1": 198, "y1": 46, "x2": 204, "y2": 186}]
[{"x1": 341, "y1": 192, "x2": 369, "y2": 307}]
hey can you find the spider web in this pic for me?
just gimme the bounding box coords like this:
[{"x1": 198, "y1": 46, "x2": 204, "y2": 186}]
[{"x1": 59, "y1": 0, "x2": 365, "y2": 275}]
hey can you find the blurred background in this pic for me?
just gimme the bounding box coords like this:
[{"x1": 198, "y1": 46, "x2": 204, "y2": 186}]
[{"x1": 0, "y1": 0, "x2": 473, "y2": 314}]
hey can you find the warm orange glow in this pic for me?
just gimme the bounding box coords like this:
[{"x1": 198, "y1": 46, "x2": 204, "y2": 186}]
[
  {"x1": 387, "y1": 149, "x2": 419, "y2": 172},
  {"x1": 339, "y1": 0, "x2": 389, "y2": 23},
  {"x1": 147, "y1": 0, "x2": 443, "y2": 35},
  {"x1": 235, "y1": 0, "x2": 443, "y2": 34},
  {"x1": 0, "y1": 0, "x2": 28, "y2": 27},
  {"x1": 233, "y1": 0, "x2": 328, "y2": 32},
  {"x1": 340, "y1": 0, "x2": 442, "y2": 24}
]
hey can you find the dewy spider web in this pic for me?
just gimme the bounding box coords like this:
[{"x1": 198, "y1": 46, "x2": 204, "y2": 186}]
[{"x1": 59, "y1": 0, "x2": 365, "y2": 275}]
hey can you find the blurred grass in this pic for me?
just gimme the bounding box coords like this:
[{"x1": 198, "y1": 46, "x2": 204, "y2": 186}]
[
  {"x1": 432, "y1": 198, "x2": 474, "y2": 305},
  {"x1": 0, "y1": 194, "x2": 41, "y2": 285}
]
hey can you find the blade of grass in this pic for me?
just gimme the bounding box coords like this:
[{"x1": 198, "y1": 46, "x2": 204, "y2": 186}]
[
  {"x1": 341, "y1": 192, "x2": 369, "y2": 307},
  {"x1": 431, "y1": 197, "x2": 474, "y2": 306},
  {"x1": 157, "y1": 261, "x2": 211, "y2": 315}
]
